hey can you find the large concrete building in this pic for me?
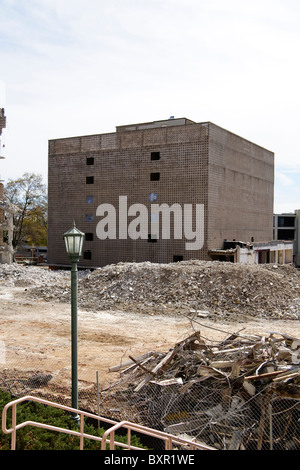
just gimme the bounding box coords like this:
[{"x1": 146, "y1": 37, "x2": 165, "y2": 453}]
[{"x1": 48, "y1": 118, "x2": 274, "y2": 268}]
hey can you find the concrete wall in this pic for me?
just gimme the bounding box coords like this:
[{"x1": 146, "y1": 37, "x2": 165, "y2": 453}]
[
  {"x1": 48, "y1": 119, "x2": 274, "y2": 268},
  {"x1": 207, "y1": 123, "x2": 274, "y2": 250}
]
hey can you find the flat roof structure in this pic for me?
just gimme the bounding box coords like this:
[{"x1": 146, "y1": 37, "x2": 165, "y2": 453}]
[{"x1": 48, "y1": 118, "x2": 274, "y2": 268}]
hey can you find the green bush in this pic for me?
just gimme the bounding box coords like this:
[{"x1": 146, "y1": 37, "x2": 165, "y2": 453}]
[{"x1": 0, "y1": 390, "x2": 147, "y2": 450}]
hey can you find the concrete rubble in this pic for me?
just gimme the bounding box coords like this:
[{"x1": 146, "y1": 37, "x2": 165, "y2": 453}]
[
  {"x1": 1, "y1": 259, "x2": 298, "y2": 321},
  {"x1": 0, "y1": 263, "x2": 71, "y2": 287}
]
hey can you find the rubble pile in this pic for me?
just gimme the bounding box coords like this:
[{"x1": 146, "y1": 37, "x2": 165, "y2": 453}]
[
  {"x1": 0, "y1": 263, "x2": 70, "y2": 287},
  {"x1": 102, "y1": 330, "x2": 300, "y2": 450},
  {"x1": 1, "y1": 260, "x2": 300, "y2": 320},
  {"x1": 76, "y1": 261, "x2": 300, "y2": 319}
]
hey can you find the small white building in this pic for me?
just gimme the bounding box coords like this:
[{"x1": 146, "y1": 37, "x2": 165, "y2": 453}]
[{"x1": 209, "y1": 240, "x2": 293, "y2": 265}]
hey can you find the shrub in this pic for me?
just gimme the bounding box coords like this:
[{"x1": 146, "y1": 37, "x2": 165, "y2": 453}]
[{"x1": 0, "y1": 390, "x2": 147, "y2": 450}]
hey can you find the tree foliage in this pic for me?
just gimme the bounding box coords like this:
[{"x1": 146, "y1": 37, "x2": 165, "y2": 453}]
[{"x1": 4, "y1": 173, "x2": 47, "y2": 248}]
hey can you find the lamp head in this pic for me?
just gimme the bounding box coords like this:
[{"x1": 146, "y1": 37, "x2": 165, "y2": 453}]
[{"x1": 63, "y1": 221, "x2": 84, "y2": 262}]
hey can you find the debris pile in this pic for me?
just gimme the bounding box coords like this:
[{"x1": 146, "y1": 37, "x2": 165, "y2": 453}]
[
  {"x1": 0, "y1": 263, "x2": 70, "y2": 287},
  {"x1": 102, "y1": 330, "x2": 300, "y2": 450},
  {"x1": 1, "y1": 260, "x2": 300, "y2": 320},
  {"x1": 27, "y1": 260, "x2": 300, "y2": 320}
]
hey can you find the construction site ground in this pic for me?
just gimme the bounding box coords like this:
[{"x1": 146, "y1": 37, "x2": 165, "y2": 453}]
[{"x1": 1, "y1": 260, "x2": 300, "y2": 402}]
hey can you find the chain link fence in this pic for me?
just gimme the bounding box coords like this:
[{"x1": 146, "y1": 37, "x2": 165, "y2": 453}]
[{"x1": 1, "y1": 326, "x2": 299, "y2": 451}]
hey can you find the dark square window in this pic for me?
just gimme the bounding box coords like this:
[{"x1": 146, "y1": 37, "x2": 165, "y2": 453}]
[
  {"x1": 150, "y1": 172, "x2": 160, "y2": 181},
  {"x1": 278, "y1": 216, "x2": 295, "y2": 227},
  {"x1": 86, "y1": 176, "x2": 94, "y2": 184},
  {"x1": 151, "y1": 152, "x2": 160, "y2": 161},
  {"x1": 86, "y1": 157, "x2": 94, "y2": 165},
  {"x1": 148, "y1": 234, "x2": 157, "y2": 243},
  {"x1": 173, "y1": 255, "x2": 183, "y2": 262},
  {"x1": 83, "y1": 250, "x2": 92, "y2": 260},
  {"x1": 85, "y1": 233, "x2": 94, "y2": 241}
]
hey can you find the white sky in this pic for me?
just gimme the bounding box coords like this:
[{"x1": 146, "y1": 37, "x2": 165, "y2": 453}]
[{"x1": 1, "y1": 0, "x2": 300, "y2": 213}]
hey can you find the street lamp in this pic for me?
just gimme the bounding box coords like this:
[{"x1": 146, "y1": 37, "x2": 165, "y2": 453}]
[{"x1": 63, "y1": 221, "x2": 84, "y2": 422}]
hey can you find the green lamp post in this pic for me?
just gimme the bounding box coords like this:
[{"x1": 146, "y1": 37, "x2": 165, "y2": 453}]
[{"x1": 63, "y1": 221, "x2": 84, "y2": 422}]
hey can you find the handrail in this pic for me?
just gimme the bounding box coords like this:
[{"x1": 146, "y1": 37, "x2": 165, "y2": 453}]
[
  {"x1": 100, "y1": 420, "x2": 216, "y2": 450},
  {"x1": 2, "y1": 395, "x2": 216, "y2": 451},
  {"x1": 2, "y1": 395, "x2": 121, "y2": 450}
]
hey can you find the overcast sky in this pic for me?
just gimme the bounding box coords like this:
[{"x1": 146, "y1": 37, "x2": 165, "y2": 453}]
[{"x1": 1, "y1": 0, "x2": 300, "y2": 213}]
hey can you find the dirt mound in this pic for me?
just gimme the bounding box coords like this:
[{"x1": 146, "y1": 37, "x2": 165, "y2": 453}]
[{"x1": 19, "y1": 260, "x2": 300, "y2": 320}]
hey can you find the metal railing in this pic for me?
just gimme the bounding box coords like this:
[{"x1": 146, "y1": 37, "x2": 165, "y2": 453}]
[{"x1": 2, "y1": 395, "x2": 216, "y2": 451}]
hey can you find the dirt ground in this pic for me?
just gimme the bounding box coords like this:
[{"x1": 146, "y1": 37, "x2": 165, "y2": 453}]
[{"x1": 1, "y1": 283, "x2": 299, "y2": 393}]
